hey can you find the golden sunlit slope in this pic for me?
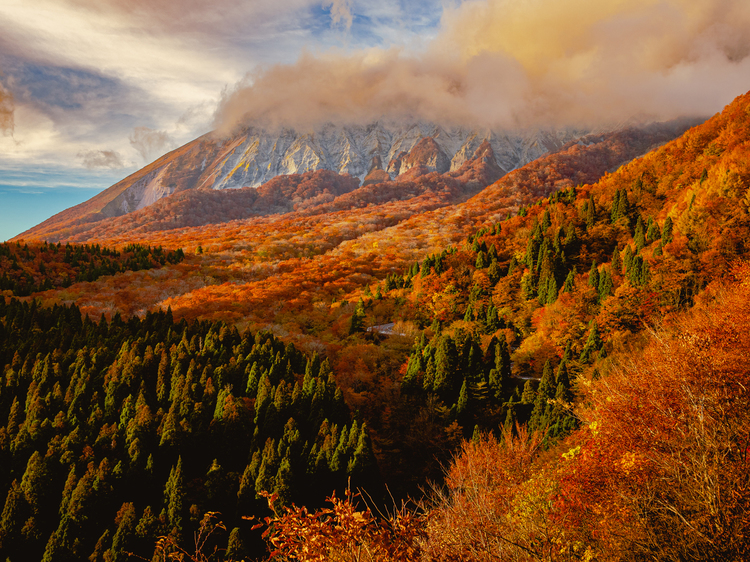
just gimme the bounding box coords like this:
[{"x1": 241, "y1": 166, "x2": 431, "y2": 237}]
[
  {"x1": 18, "y1": 119, "x2": 694, "y2": 332},
  {"x1": 253, "y1": 89, "x2": 750, "y2": 555},
  {"x1": 400, "y1": 88, "x2": 750, "y2": 380},
  {"x1": 15, "y1": 132, "x2": 242, "y2": 242}
]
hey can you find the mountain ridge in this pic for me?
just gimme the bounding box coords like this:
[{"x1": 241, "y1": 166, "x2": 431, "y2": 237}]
[{"x1": 17, "y1": 122, "x2": 590, "y2": 242}]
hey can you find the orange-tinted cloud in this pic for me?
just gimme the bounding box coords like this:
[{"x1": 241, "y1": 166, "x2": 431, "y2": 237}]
[
  {"x1": 216, "y1": 0, "x2": 750, "y2": 133},
  {"x1": 324, "y1": 0, "x2": 354, "y2": 30},
  {"x1": 0, "y1": 83, "x2": 13, "y2": 136}
]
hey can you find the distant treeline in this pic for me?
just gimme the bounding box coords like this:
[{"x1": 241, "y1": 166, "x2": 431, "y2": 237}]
[{"x1": 0, "y1": 241, "x2": 185, "y2": 296}]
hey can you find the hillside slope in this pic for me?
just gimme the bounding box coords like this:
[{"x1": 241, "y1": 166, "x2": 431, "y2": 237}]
[
  {"x1": 3, "y1": 87, "x2": 750, "y2": 561},
  {"x1": 17, "y1": 122, "x2": 588, "y2": 242}
]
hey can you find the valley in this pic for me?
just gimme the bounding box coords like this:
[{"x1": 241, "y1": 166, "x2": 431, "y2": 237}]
[{"x1": 2, "y1": 91, "x2": 750, "y2": 561}]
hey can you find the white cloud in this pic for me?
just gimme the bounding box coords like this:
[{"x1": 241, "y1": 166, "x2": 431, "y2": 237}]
[
  {"x1": 216, "y1": 0, "x2": 750, "y2": 132},
  {"x1": 129, "y1": 127, "x2": 173, "y2": 164}
]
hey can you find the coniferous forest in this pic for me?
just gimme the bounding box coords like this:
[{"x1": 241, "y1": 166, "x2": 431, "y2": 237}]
[
  {"x1": 2, "y1": 91, "x2": 750, "y2": 560},
  {"x1": 0, "y1": 298, "x2": 375, "y2": 560}
]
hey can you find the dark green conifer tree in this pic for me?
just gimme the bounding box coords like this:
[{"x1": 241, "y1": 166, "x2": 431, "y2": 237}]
[
  {"x1": 563, "y1": 269, "x2": 576, "y2": 293},
  {"x1": 586, "y1": 196, "x2": 595, "y2": 229},
  {"x1": 579, "y1": 321, "x2": 602, "y2": 363},
  {"x1": 598, "y1": 268, "x2": 614, "y2": 301},
  {"x1": 634, "y1": 216, "x2": 646, "y2": 251},
  {"x1": 349, "y1": 298, "x2": 366, "y2": 334},
  {"x1": 623, "y1": 245, "x2": 634, "y2": 274},
  {"x1": 541, "y1": 209, "x2": 552, "y2": 231},
  {"x1": 520, "y1": 380, "x2": 535, "y2": 404},
  {"x1": 163, "y1": 457, "x2": 185, "y2": 534},
  {"x1": 456, "y1": 380, "x2": 470, "y2": 419},
  {"x1": 432, "y1": 335, "x2": 458, "y2": 400},
  {"x1": 110, "y1": 502, "x2": 137, "y2": 562},
  {"x1": 616, "y1": 189, "x2": 630, "y2": 224},
  {"x1": 225, "y1": 527, "x2": 245, "y2": 562},
  {"x1": 588, "y1": 260, "x2": 599, "y2": 289},
  {"x1": 529, "y1": 360, "x2": 555, "y2": 430},
  {"x1": 546, "y1": 275, "x2": 558, "y2": 305},
  {"x1": 662, "y1": 216, "x2": 674, "y2": 243},
  {"x1": 475, "y1": 251, "x2": 487, "y2": 269},
  {"x1": 611, "y1": 246, "x2": 622, "y2": 274}
]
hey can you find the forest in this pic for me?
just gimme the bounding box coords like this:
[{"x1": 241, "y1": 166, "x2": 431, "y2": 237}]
[
  {"x1": 2, "y1": 91, "x2": 750, "y2": 560},
  {"x1": 0, "y1": 298, "x2": 376, "y2": 560}
]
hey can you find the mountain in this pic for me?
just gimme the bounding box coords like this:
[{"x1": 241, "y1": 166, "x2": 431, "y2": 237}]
[
  {"x1": 3, "y1": 86, "x2": 750, "y2": 562},
  {"x1": 18, "y1": 122, "x2": 588, "y2": 242}
]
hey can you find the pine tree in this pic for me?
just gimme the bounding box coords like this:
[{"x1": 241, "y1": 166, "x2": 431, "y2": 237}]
[
  {"x1": 456, "y1": 380, "x2": 470, "y2": 418},
  {"x1": 556, "y1": 345, "x2": 570, "y2": 384},
  {"x1": 348, "y1": 422, "x2": 375, "y2": 480},
  {"x1": 563, "y1": 269, "x2": 576, "y2": 293},
  {"x1": 274, "y1": 454, "x2": 295, "y2": 507},
  {"x1": 546, "y1": 275, "x2": 558, "y2": 305},
  {"x1": 135, "y1": 506, "x2": 158, "y2": 542},
  {"x1": 164, "y1": 458, "x2": 185, "y2": 534},
  {"x1": 463, "y1": 302, "x2": 474, "y2": 323},
  {"x1": 349, "y1": 298, "x2": 366, "y2": 334},
  {"x1": 255, "y1": 439, "x2": 278, "y2": 497},
  {"x1": 0, "y1": 481, "x2": 24, "y2": 549},
  {"x1": 475, "y1": 251, "x2": 487, "y2": 269},
  {"x1": 432, "y1": 335, "x2": 458, "y2": 399},
  {"x1": 623, "y1": 245, "x2": 634, "y2": 274},
  {"x1": 541, "y1": 209, "x2": 551, "y2": 231},
  {"x1": 110, "y1": 502, "x2": 137, "y2": 562},
  {"x1": 19, "y1": 450, "x2": 47, "y2": 515},
  {"x1": 529, "y1": 361, "x2": 555, "y2": 430},
  {"x1": 611, "y1": 246, "x2": 622, "y2": 274},
  {"x1": 503, "y1": 405, "x2": 516, "y2": 434},
  {"x1": 402, "y1": 350, "x2": 423, "y2": 391},
  {"x1": 646, "y1": 217, "x2": 661, "y2": 242},
  {"x1": 586, "y1": 196, "x2": 595, "y2": 229},
  {"x1": 616, "y1": 189, "x2": 630, "y2": 224},
  {"x1": 588, "y1": 260, "x2": 599, "y2": 289},
  {"x1": 519, "y1": 380, "x2": 535, "y2": 405},
  {"x1": 484, "y1": 304, "x2": 501, "y2": 333},
  {"x1": 520, "y1": 272, "x2": 536, "y2": 300},
  {"x1": 579, "y1": 321, "x2": 602, "y2": 363},
  {"x1": 662, "y1": 216, "x2": 674, "y2": 243},
  {"x1": 634, "y1": 216, "x2": 646, "y2": 251},
  {"x1": 225, "y1": 527, "x2": 245, "y2": 562},
  {"x1": 598, "y1": 268, "x2": 614, "y2": 301}
]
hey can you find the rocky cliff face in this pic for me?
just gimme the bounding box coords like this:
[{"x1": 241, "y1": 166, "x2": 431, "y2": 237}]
[
  {"x1": 98, "y1": 122, "x2": 586, "y2": 216},
  {"x1": 17, "y1": 121, "x2": 588, "y2": 241},
  {"x1": 205, "y1": 122, "x2": 584, "y2": 191}
]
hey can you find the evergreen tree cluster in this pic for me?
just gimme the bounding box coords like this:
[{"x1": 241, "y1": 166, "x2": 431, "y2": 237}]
[
  {"x1": 401, "y1": 329, "x2": 512, "y2": 436},
  {"x1": 0, "y1": 298, "x2": 374, "y2": 561},
  {"x1": 0, "y1": 241, "x2": 184, "y2": 297}
]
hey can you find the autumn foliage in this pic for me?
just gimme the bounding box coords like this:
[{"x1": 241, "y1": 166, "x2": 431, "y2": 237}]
[{"x1": 3, "y1": 88, "x2": 750, "y2": 561}]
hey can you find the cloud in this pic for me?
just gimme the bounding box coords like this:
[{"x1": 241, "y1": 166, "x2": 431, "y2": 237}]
[
  {"x1": 129, "y1": 127, "x2": 173, "y2": 163},
  {"x1": 324, "y1": 0, "x2": 354, "y2": 30},
  {"x1": 76, "y1": 149, "x2": 125, "y2": 169},
  {"x1": 0, "y1": 83, "x2": 13, "y2": 135},
  {"x1": 215, "y1": 0, "x2": 750, "y2": 132}
]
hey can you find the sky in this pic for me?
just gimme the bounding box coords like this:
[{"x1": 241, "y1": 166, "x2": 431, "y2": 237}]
[{"x1": 1, "y1": 0, "x2": 749, "y2": 241}]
